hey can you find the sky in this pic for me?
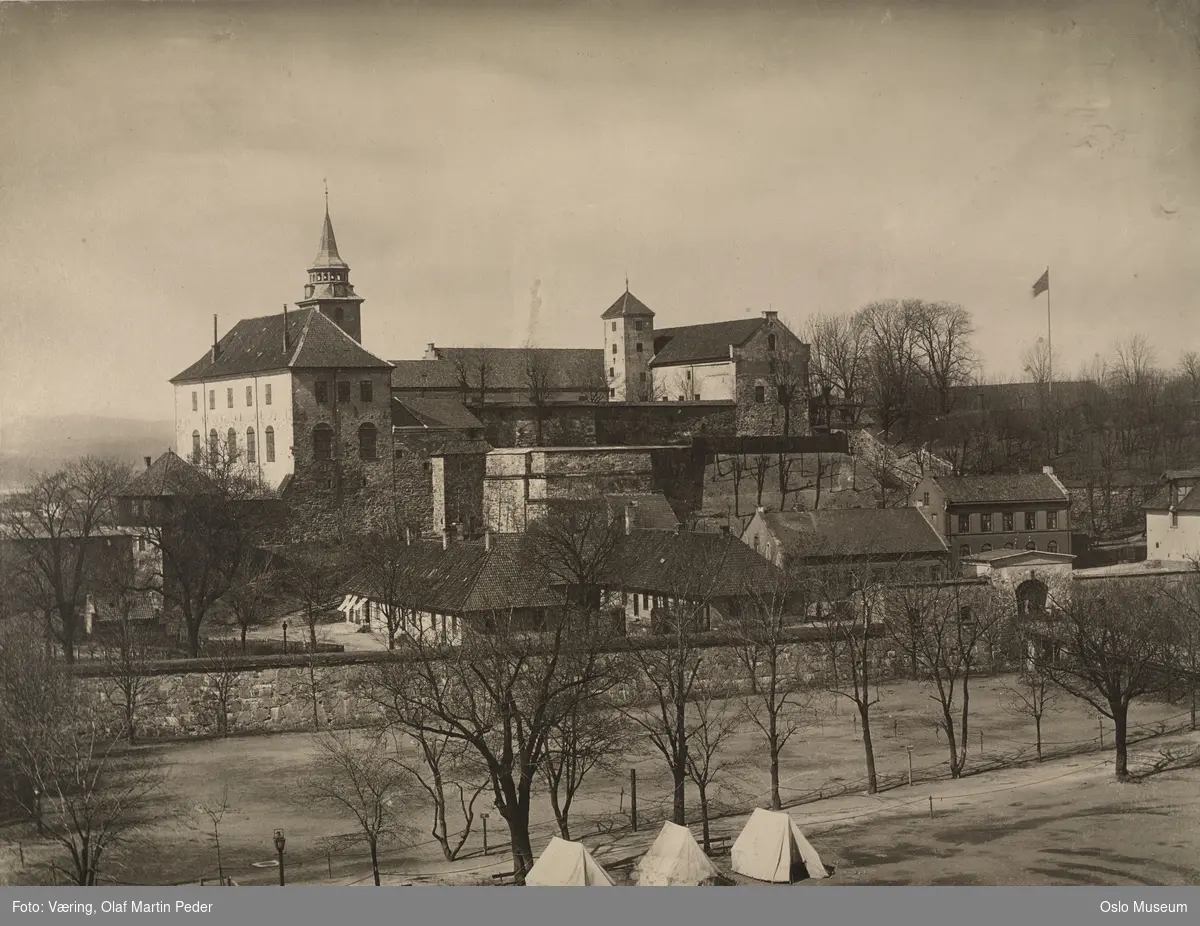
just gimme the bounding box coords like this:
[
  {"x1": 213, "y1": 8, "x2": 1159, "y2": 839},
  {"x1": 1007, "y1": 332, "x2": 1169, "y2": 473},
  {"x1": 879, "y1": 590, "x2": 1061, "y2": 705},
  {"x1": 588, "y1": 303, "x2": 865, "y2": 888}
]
[{"x1": 2, "y1": 0, "x2": 1199, "y2": 425}]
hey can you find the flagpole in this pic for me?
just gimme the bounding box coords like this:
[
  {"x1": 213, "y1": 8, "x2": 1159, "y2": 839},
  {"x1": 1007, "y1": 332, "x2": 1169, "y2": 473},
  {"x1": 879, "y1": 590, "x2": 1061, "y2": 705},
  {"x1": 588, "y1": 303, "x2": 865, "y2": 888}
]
[{"x1": 1045, "y1": 265, "x2": 1052, "y2": 397}]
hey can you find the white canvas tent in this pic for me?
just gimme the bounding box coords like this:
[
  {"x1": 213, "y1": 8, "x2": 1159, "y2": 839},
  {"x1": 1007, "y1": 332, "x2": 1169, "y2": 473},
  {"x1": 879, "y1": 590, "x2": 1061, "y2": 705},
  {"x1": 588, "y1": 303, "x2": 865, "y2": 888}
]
[
  {"x1": 731, "y1": 808, "x2": 828, "y2": 884},
  {"x1": 525, "y1": 837, "x2": 615, "y2": 886},
  {"x1": 634, "y1": 822, "x2": 722, "y2": 886}
]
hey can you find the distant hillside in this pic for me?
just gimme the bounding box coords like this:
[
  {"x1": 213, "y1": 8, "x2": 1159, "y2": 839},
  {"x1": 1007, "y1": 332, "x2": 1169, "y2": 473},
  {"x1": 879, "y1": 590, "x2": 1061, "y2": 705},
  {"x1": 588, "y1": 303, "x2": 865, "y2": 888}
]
[{"x1": 0, "y1": 415, "x2": 175, "y2": 489}]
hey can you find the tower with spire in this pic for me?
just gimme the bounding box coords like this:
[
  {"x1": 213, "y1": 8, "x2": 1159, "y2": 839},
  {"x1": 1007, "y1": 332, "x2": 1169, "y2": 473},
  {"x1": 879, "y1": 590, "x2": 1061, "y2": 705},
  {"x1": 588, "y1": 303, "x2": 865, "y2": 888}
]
[
  {"x1": 601, "y1": 281, "x2": 655, "y2": 401},
  {"x1": 296, "y1": 192, "x2": 366, "y2": 343}
]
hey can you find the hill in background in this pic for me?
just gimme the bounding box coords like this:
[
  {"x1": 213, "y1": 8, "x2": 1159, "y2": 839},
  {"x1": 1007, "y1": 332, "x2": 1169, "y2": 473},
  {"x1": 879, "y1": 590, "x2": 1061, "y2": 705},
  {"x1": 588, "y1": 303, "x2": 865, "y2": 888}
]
[{"x1": 0, "y1": 415, "x2": 174, "y2": 490}]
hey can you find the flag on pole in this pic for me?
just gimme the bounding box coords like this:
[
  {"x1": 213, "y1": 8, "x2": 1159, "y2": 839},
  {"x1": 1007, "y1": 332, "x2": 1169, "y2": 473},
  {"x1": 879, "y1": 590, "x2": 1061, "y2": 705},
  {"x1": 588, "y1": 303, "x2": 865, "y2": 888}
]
[{"x1": 1031, "y1": 268, "x2": 1049, "y2": 298}]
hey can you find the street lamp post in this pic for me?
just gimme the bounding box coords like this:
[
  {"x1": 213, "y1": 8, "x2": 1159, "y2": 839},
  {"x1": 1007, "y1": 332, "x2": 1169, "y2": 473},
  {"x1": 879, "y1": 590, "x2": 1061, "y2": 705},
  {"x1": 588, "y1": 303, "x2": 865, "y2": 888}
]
[
  {"x1": 273, "y1": 829, "x2": 286, "y2": 886},
  {"x1": 282, "y1": 621, "x2": 288, "y2": 655}
]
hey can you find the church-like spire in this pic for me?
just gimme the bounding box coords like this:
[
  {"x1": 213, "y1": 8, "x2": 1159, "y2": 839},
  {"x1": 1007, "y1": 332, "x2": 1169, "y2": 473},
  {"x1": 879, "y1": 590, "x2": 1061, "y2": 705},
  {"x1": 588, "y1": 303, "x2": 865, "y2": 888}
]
[
  {"x1": 311, "y1": 197, "x2": 349, "y2": 271},
  {"x1": 297, "y1": 189, "x2": 364, "y2": 342}
]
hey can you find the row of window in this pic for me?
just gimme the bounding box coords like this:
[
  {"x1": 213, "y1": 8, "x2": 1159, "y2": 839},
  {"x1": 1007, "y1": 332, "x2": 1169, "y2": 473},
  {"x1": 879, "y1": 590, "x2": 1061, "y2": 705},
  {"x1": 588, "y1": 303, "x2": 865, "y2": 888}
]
[
  {"x1": 193, "y1": 384, "x2": 275, "y2": 412},
  {"x1": 192, "y1": 427, "x2": 277, "y2": 464},
  {"x1": 959, "y1": 540, "x2": 1059, "y2": 556},
  {"x1": 611, "y1": 320, "x2": 647, "y2": 332},
  {"x1": 947, "y1": 510, "x2": 1059, "y2": 533},
  {"x1": 315, "y1": 380, "x2": 373, "y2": 405}
]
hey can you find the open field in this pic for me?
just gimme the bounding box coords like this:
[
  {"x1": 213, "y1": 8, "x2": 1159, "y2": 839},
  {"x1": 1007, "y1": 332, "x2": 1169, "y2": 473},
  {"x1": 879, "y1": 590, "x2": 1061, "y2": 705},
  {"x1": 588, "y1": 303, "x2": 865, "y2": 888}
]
[{"x1": 1, "y1": 675, "x2": 1195, "y2": 886}]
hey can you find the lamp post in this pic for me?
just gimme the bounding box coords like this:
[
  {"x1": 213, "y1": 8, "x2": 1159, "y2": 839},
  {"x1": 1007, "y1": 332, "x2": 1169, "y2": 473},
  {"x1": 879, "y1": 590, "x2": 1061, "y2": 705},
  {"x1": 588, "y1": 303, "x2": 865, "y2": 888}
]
[
  {"x1": 481, "y1": 813, "x2": 489, "y2": 856},
  {"x1": 273, "y1": 829, "x2": 286, "y2": 885},
  {"x1": 32, "y1": 787, "x2": 42, "y2": 835},
  {"x1": 906, "y1": 745, "x2": 914, "y2": 788},
  {"x1": 282, "y1": 621, "x2": 288, "y2": 655}
]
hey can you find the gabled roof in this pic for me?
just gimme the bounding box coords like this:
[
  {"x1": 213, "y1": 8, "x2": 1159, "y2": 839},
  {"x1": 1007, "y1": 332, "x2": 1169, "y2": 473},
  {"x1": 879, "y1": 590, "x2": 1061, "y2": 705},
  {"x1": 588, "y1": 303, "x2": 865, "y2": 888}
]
[
  {"x1": 603, "y1": 493, "x2": 680, "y2": 531},
  {"x1": 171, "y1": 308, "x2": 391, "y2": 382},
  {"x1": 650, "y1": 318, "x2": 765, "y2": 367},
  {"x1": 413, "y1": 347, "x2": 605, "y2": 392},
  {"x1": 118, "y1": 450, "x2": 216, "y2": 497},
  {"x1": 933, "y1": 473, "x2": 1068, "y2": 505},
  {"x1": 1144, "y1": 484, "x2": 1200, "y2": 512},
  {"x1": 601, "y1": 288, "x2": 655, "y2": 320},
  {"x1": 391, "y1": 397, "x2": 484, "y2": 431},
  {"x1": 349, "y1": 534, "x2": 563, "y2": 615},
  {"x1": 759, "y1": 507, "x2": 947, "y2": 559},
  {"x1": 600, "y1": 528, "x2": 782, "y2": 597},
  {"x1": 963, "y1": 549, "x2": 1075, "y2": 565},
  {"x1": 389, "y1": 360, "x2": 463, "y2": 391},
  {"x1": 1162, "y1": 469, "x2": 1200, "y2": 481}
]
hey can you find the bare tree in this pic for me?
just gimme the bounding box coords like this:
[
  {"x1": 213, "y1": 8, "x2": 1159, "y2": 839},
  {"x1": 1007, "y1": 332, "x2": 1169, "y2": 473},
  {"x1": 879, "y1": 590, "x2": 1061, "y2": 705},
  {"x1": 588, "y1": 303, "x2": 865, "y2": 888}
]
[
  {"x1": 1032, "y1": 579, "x2": 1182, "y2": 779},
  {"x1": 767, "y1": 340, "x2": 808, "y2": 436},
  {"x1": 804, "y1": 313, "x2": 867, "y2": 425},
  {"x1": 201, "y1": 639, "x2": 242, "y2": 737},
  {"x1": 1000, "y1": 666, "x2": 1060, "y2": 762},
  {"x1": 750, "y1": 455, "x2": 772, "y2": 509},
  {"x1": 858, "y1": 300, "x2": 922, "y2": 439},
  {"x1": 524, "y1": 498, "x2": 627, "y2": 611},
  {"x1": 885, "y1": 580, "x2": 999, "y2": 778},
  {"x1": 715, "y1": 453, "x2": 747, "y2": 519},
  {"x1": 451, "y1": 349, "x2": 493, "y2": 407},
  {"x1": 523, "y1": 347, "x2": 552, "y2": 446},
  {"x1": 685, "y1": 694, "x2": 744, "y2": 852},
  {"x1": 307, "y1": 730, "x2": 415, "y2": 885},
  {"x1": 222, "y1": 553, "x2": 280, "y2": 653},
  {"x1": 193, "y1": 785, "x2": 236, "y2": 884},
  {"x1": 912, "y1": 301, "x2": 977, "y2": 414},
  {"x1": 4, "y1": 458, "x2": 132, "y2": 662},
  {"x1": 542, "y1": 698, "x2": 628, "y2": 840},
  {"x1": 94, "y1": 549, "x2": 161, "y2": 744}
]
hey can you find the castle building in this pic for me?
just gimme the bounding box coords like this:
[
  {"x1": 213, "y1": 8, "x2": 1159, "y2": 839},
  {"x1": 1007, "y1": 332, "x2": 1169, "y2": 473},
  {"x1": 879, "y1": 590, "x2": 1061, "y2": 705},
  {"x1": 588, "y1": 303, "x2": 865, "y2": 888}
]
[
  {"x1": 170, "y1": 206, "x2": 394, "y2": 498},
  {"x1": 602, "y1": 286, "x2": 656, "y2": 401}
]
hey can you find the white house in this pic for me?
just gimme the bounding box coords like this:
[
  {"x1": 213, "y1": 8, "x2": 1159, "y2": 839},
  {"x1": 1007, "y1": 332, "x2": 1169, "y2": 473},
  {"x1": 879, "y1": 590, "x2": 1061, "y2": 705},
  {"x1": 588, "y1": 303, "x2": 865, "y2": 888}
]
[{"x1": 1144, "y1": 469, "x2": 1200, "y2": 562}]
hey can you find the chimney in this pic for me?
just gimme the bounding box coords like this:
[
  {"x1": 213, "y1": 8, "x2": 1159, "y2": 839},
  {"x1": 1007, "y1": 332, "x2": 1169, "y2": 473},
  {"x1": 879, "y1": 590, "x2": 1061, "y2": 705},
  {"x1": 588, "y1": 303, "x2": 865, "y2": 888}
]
[
  {"x1": 1042, "y1": 465, "x2": 1054, "y2": 475},
  {"x1": 762, "y1": 310, "x2": 778, "y2": 322},
  {"x1": 211, "y1": 314, "x2": 220, "y2": 362},
  {"x1": 442, "y1": 528, "x2": 450, "y2": 550},
  {"x1": 283, "y1": 304, "x2": 290, "y2": 353},
  {"x1": 144, "y1": 456, "x2": 152, "y2": 470},
  {"x1": 424, "y1": 342, "x2": 437, "y2": 359},
  {"x1": 624, "y1": 500, "x2": 638, "y2": 536},
  {"x1": 484, "y1": 529, "x2": 492, "y2": 552}
]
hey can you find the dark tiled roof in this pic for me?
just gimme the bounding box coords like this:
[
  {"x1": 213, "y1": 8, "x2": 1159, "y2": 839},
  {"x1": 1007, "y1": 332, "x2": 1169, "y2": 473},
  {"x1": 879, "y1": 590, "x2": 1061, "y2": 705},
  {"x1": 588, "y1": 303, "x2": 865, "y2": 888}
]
[
  {"x1": 426, "y1": 347, "x2": 605, "y2": 392},
  {"x1": 349, "y1": 534, "x2": 563, "y2": 614},
  {"x1": 600, "y1": 289, "x2": 655, "y2": 320},
  {"x1": 119, "y1": 450, "x2": 215, "y2": 497},
  {"x1": 1162, "y1": 469, "x2": 1200, "y2": 481},
  {"x1": 600, "y1": 528, "x2": 782, "y2": 597},
  {"x1": 389, "y1": 360, "x2": 463, "y2": 391},
  {"x1": 603, "y1": 493, "x2": 680, "y2": 531},
  {"x1": 172, "y1": 308, "x2": 391, "y2": 382},
  {"x1": 1144, "y1": 484, "x2": 1200, "y2": 512},
  {"x1": 934, "y1": 473, "x2": 1068, "y2": 505},
  {"x1": 760, "y1": 508, "x2": 947, "y2": 558},
  {"x1": 392, "y1": 397, "x2": 484, "y2": 430},
  {"x1": 650, "y1": 319, "x2": 764, "y2": 367}
]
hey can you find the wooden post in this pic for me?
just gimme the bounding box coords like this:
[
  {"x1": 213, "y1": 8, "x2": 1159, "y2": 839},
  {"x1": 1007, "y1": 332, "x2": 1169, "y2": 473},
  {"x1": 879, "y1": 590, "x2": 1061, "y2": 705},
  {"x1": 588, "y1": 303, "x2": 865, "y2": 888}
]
[
  {"x1": 1098, "y1": 718, "x2": 1104, "y2": 747},
  {"x1": 326, "y1": 851, "x2": 332, "y2": 879},
  {"x1": 893, "y1": 718, "x2": 898, "y2": 738},
  {"x1": 18, "y1": 842, "x2": 24, "y2": 867},
  {"x1": 630, "y1": 769, "x2": 638, "y2": 833},
  {"x1": 481, "y1": 813, "x2": 489, "y2": 856},
  {"x1": 979, "y1": 730, "x2": 984, "y2": 754},
  {"x1": 906, "y1": 746, "x2": 913, "y2": 788},
  {"x1": 929, "y1": 796, "x2": 934, "y2": 819}
]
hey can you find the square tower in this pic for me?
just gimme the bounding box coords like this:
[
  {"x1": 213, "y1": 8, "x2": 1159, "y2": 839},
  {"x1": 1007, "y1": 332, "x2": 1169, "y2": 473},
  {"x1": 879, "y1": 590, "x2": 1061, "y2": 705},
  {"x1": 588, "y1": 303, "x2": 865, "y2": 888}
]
[{"x1": 601, "y1": 286, "x2": 655, "y2": 401}]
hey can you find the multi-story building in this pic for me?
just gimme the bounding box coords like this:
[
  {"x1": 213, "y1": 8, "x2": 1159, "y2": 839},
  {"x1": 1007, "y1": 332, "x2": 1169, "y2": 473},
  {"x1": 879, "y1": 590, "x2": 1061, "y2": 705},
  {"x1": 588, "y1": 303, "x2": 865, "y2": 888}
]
[
  {"x1": 913, "y1": 468, "x2": 1072, "y2": 566},
  {"x1": 1144, "y1": 468, "x2": 1200, "y2": 561},
  {"x1": 602, "y1": 286, "x2": 657, "y2": 401},
  {"x1": 170, "y1": 206, "x2": 394, "y2": 499}
]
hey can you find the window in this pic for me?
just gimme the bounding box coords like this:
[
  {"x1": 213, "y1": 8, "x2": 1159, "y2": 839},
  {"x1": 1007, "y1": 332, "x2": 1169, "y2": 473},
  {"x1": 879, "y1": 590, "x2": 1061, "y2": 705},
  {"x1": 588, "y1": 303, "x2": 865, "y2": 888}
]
[
  {"x1": 636, "y1": 343, "x2": 643, "y2": 353},
  {"x1": 358, "y1": 423, "x2": 378, "y2": 459},
  {"x1": 958, "y1": 514, "x2": 971, "y2": 533},
  {"x1": 981, "y1": 543, "x2": 992, "y2": 552},
  {"x1": 753, "y1": 535, "x2": 760, "y2": 552},
  {"x1": 611, "y1": 322, "x2": 616, "y2": 332},
  {"x1": 208, "y1": 429, "x2": 219, "y2": 464},
  {"x1": 1047, "y1": 540, "x2": 1058, "y2": 553},
  {"x1": 227, "y1": 428, "x2": 237, "y2": 455},
  {"x1": 643, "y1": 594, "x2": 650, "y2": 610},
  {"x1": 337, "y1": 381, "x2": 351, "y2": 403},
  {"x1": 313, "y1": 424, "x2": 334, "y2": 461},
  {"x1": 612, "y1": 344, "x2": 618, "y2": 355},
  {"x1": 246, "y1": 386, "x2": 253, "y2": 406},
  {"x1": 640, "y1": 372, "x2": 647, "y2": 383},
  {"x1": 315, "y1": 381, "x2": 329, "y2": 403},
  {"x1": 1002, "y1": 512, "x2": 1013, "y2": 532},
  {"x1": 694, "y1": 394, "x2": 701, "y2": 401},
  {"x1": 227, "y1": 388, "x2": 234, "y2": 408},
  {"x1": 138, "y1": 538, "x2": 146, "y2": 553},
  {"x1": 609, "y1": 367, "x2": 615, "y2": 378},
  {"x1": 767, "y1": 334, "x2": 776, "y2": 352},
  {"x1": 633, "y1": 594, "x2": 639, "y2": 616},
  {"x1": 209, "y1": 390, "x2": 216, "y2": 410},
  {"x1": 1025, "y1": 512, "x2": 1036, "y2": 531},
  {"x1": 1046, "y1": 510, "x2": 1058, "y2": 530},
  {"x1": 608, "y1": 387, "x2": 615, "y2": 398},
  {"x1": 923, "y1": 492, "x2": 930, "y2": 507},
  {"x1": 959, "y1": 544, "x2": 970, "y2": 557},
  {"x1": 394, "y1": 447, "x2": 404, "y2": 460},
  {"x1": 754, "y1": 385, "x2": 765, "y2": 404},
  {"x1": 959, "y1": 606, "x2": 974, "y2": 626},
  {"x1": 191, "y1": 430, "x2": 201, "y2": 461},
  {"x1": 360, "y1": 381, "x2": 373, "y2": 403},
  {"x1": 265, "y1": 426, "x2": 275, "y2": 463},
  {"x1": 265, "y1": 383, "x2": 272, "y2": 406},
  {"x1": 981, "y1": 513, "x2": 993, "y2": 532},
  {"x1": 191, "y1": 391, "x2": 198, "y2": 412},
  {"x1": 635, "y1": 320, "x2": 643, "y2": 331},
  {"x1": 1172, "y1": 510, "x2": 1179, "y2": 527},
  {"x1": 1026, "y1": 540, "x2": 1037, "y2": 551},
  {"x1": 246, "y1": 427, "x2": 256, "y2": 463},
  {"x1": 1005, "y1": 541, "x2": 1015, "y2": 549}
]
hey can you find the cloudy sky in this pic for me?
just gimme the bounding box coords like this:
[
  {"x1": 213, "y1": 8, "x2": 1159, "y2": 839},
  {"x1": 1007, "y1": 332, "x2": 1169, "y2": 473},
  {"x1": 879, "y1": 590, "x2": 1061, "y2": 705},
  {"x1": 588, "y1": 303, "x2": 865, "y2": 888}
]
[{"x1": 2, "y1": 0, "x2": 1199, "y2": 425}]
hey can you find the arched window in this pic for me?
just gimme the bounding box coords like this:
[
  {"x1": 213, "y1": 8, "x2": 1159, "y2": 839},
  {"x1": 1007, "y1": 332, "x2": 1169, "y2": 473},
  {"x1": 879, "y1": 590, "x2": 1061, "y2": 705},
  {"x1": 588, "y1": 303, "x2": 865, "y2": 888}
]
[
  {"x1": 313, "y1": 424, "x2": 334, "y2": 461},
  {"x1": 191, "y1": 430, "x2": 201, "y2": 463},
  {"x1": 1004, "y1": 541, "x2": 1015, "y2": 549},
  {"x1": 265, "y1": 426, "x2": 276, "y2": 463},
  {"x1": 1016, "y1": 580, "x2": 1048, "y2": 617},
  {"x1": 208, "y1": 429, "x2": 219, "y2": 464},
  {"x1": 753, "y1": 535, "x2": 760, "y2": 553},
  {"x1": 959, "y1": 544, "x2": 970, "y2": 557},
  {"x1": 981, "y1": 543, "x2": 992, "y2": 552},
  {"x1": 246, "y1": 427, "x2": 256, "y2": 464},
  {"x1": 1026, "y1": 540, "x2": 1037, "y2": 551},
  {"x1": 227, "y1": 428, "x2": 237, "y2": 457},
  {"x1": 1047, "y1": 540, "x2": 1058, "y2": 553},
  {"x1": 358, "y1": 423, "x2": 377, "y2": 459}
]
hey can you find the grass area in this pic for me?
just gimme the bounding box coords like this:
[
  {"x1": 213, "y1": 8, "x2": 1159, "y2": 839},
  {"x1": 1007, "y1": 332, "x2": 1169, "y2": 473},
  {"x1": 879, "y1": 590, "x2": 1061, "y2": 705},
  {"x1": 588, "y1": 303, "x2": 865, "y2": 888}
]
[{"x1": 0, "y1": 675, "x2": 1194, "y2": 886}]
